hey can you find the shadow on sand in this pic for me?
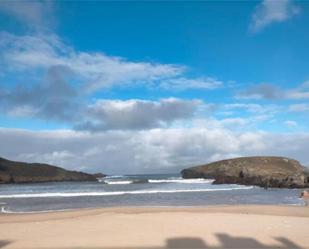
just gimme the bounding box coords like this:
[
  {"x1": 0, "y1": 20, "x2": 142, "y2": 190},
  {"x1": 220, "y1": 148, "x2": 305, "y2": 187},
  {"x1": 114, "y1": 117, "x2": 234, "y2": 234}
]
[
  {"x1": 0, "y1": 241, "x2": 11, "y2": 249},
  {"x1": 94, "y1": 233, "x2": 303, "y2": 249},
  {"x1": 164, "y1": 234, "x2": 302, "y2": 248},
  {"x1": 0, "y1": 234, "x2": 302, "y2": 249}
]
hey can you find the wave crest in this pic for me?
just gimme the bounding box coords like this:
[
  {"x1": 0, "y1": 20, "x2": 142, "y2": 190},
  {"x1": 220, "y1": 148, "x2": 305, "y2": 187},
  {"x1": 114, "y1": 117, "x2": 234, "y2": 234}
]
[
  {"x1": 148, "y1": 178, "x2": 214, "y2": 184},
  {"x1": 0, "y1": 186, "x2": 254, "y2": 199}
]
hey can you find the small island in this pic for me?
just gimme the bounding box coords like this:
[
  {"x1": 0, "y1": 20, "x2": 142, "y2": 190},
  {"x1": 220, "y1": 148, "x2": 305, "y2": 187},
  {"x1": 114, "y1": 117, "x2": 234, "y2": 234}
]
[
  {"x1": 0, "y1": 157, "x2": 100, "y2": 184},
  {"x1": 181, "y1": 156, "x2": 309, "y2": 188}
]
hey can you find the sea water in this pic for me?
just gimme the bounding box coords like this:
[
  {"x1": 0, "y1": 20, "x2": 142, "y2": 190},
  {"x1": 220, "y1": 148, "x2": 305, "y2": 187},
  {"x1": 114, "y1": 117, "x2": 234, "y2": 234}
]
[{"x1": 0, "y1": 174, "x2": 304, "y2": 212}]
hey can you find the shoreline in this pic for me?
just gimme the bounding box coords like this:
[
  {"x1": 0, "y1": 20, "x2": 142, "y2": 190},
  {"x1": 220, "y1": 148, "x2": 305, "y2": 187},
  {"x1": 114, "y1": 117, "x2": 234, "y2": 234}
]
[
  {"x1": 1, "y1": 204, "x2": 308, "y2": 221},
  {"x1": 0, "y1": 205, "x2": 308, "y2": 248},
  {"x1": 0, "y1": 203, "x2": 307, "y2": 215},
  {"x1": 0, "y1": 203, "x2": 309, "y2": 217}
]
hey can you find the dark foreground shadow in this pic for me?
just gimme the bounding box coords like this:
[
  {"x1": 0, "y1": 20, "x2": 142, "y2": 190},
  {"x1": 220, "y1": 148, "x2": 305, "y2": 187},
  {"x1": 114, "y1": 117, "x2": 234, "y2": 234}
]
[
  {"x1": 166, "y1": 237, "x2": 207, "y2": 248},
  {"x1": 69, "y1": 233, "x2": 304, "y2": 249},
  {"x1": 0, "y1": 240, "x2": 11, "y2": 249},
  {"x1": 211, "y1": 233, "x2": 301, "y2": 248},
  {"x1": 164, "y1": 234, "x2": 302, "y2": 248}
]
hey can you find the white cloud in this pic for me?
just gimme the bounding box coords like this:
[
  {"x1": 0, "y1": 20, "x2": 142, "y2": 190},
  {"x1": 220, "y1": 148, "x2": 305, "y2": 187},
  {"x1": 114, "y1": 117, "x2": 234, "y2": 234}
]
[
  {"x1": 237, "y1": 82, "x2": 309, "y2": 100},
  {"x1": 191, "y1": 114, "x2": 275, "y2": 132},
  {"x1": 7, "y1": 105, "x2": 38, "y2": 118},
  {"x1": 1, "y1": 127, "x2": 308, "y2": 174},
  {"x1": 236, "y1": 83, "x2": 281, "y2": 99},
  {"x1": 288, "y1": 104, "x2": 309, "y2": 112},
  {"x1": 223, "y1": 103, "x2": 264, "y2": 113},
  {"x1": 286, "y1": 81, "x2": 309, "y2": 99},
  {"x1": 0, "y1": 1, "x2": 54, "y2": 30},
  {"x1": 220, "y1": 118, "x2": 249, "y2": 127},
  {"x1": 0, "y1": 32, "x2": 226, "y2": 127},
  {"x1": 0, "y1": 32, "x2": 223, "y2": 92},
  {"x1": 160, "y1": 77, "x2": 223, "y2": 91},
  {"x1": 0, "y1": 32, "x2": 182, "y2": 91},
  {"x1": 18, "y1": 150, "x2": 76, "y2": 169},
  {"x1": 76, "y1": 98, "x2": 201, "y2": 131},
  {"x1": 0, "y1": 65, "x2": 78, "y2": 122},
  {"x1": 284, "y1": 120, "x2": 298, "y2": 128},
  {"x1": 222, "y1": 103, "x2": 280, "y2": 115},
  {"x1": 250, "y1": 0, "x2": 301, "y2": 32}
]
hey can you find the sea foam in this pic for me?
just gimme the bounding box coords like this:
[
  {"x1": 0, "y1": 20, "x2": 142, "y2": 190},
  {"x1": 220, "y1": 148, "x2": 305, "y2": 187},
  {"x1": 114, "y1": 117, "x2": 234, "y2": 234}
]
[
  {"x1": 0, "y1": 186, "x2": 254, "y2": 199},
  {"x1": 148, "y1": 178, "x2": 214, "y2": 184}
]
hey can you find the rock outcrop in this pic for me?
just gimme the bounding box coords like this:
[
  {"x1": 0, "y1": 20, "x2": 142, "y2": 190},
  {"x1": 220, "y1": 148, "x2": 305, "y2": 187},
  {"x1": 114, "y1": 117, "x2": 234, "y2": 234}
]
[
  {"x1": 0, "y1": 157, "x2": 97, "y2": 184},
  {"x1": 181, "y1": 156, "x2": 309, "y2": 188}
]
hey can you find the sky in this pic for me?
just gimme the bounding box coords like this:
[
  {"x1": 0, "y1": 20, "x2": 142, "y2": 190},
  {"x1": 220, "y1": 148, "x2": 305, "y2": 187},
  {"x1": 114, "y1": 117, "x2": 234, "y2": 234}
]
[{"x1": 0, "y1": 0, "x2": 309, "y2": 174}]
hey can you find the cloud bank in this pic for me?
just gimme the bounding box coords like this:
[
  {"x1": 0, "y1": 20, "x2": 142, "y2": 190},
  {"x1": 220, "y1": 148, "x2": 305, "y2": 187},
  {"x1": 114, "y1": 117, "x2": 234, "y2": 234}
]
[
  {"x1": 76, "y1": 98, "x2": 201, "y2": 131},
  {"x1": 1, "y1": 127, "x2": 308, "y2": 174}
]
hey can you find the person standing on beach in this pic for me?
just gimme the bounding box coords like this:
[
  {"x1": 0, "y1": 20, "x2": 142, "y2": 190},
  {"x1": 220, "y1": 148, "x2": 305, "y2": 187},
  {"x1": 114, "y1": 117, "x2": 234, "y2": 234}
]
[{"x1": 300, "y1": 190, "x2": 309, "y2": 206}]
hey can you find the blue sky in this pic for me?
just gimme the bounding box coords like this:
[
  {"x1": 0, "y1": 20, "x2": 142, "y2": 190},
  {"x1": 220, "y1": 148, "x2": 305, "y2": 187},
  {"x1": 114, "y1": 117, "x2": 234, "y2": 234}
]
[
  {"x1": 0, "y1": 1, "x2": 309, "y2": 173},
  {"x1": 55, "y1": 1, "x2": 309, "y2": 84}
]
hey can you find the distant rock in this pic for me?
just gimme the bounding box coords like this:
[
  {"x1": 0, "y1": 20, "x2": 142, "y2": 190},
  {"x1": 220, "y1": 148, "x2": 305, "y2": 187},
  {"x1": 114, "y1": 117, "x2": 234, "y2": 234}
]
[
  {"x1": 0, "y1": 157, "x2": 97, "y2": 184},
  {"x1": 181, "y1": 156, "x2": 309, "y2": 188}
]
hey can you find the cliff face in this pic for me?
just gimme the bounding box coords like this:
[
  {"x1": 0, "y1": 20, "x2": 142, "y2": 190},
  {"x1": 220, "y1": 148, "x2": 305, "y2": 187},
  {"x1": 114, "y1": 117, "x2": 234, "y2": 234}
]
[
  {"x1": 181, "y1": 156, "x2": 309, "y2": 188},
  {"x1": 0, "y1": 157, "x2": 97, "y2": 184}
]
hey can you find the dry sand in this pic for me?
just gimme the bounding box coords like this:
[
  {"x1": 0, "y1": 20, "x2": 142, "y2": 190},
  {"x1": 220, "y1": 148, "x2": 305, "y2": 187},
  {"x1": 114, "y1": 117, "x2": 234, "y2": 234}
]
[{"x1": 0, "y1": 205, "x2": 309, "y2": 249}]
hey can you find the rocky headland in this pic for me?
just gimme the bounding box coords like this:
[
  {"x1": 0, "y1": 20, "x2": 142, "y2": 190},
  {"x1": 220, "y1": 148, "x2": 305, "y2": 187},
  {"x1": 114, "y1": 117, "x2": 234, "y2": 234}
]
[
  {"x1": 181, "y1": 156, "x2": 309, "y2": 188},
  {"x1": 0, "y1": 157, "x2": 98, "y2": 184}
]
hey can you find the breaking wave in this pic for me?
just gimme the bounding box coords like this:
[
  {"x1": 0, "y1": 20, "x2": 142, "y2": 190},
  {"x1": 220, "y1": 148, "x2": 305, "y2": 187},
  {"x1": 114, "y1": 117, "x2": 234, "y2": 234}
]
[
  {"x1": 104, "y1": 175, "x2": 125, "y2": 179},
  {"x1": 103, "y1": 179, "x2": 149, "y2": 184},
  {"x1": 103, "y1": 180, "x2": 134, "y2": 185},
  {"x1": 0, "y1": 186, "x2": 254, "y2": 199},
  {"x1": 102, "y1": 177, "x2": 214, "y2": 185},
  {"x1": 148, "y1": 178, "x2": 214, "y2": 184}
]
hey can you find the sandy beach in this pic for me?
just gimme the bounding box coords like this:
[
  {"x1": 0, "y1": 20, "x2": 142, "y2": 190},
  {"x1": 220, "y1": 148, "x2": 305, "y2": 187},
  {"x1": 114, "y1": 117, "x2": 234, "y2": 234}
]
[{"x1": 0, "y1": 205, "x2": 308, "y2": 249}]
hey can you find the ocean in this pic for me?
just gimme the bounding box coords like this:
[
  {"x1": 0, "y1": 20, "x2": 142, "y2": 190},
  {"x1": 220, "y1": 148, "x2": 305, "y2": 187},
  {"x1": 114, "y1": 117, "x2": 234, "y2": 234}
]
[{"x1": 0, "y1": 174, "x2": 305, "y2": 213}]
